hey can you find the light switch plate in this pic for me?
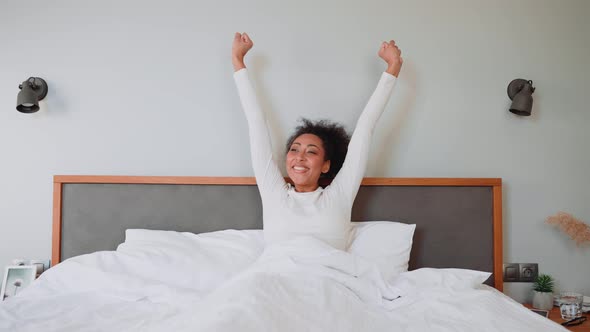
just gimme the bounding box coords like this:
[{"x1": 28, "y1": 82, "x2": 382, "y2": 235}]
[
  {"x1": 503, "y1": 263, "x2": 539, "y2": 282},
  {"x1": 503, "y1": 263, "x2": 520, "y2": 282}
]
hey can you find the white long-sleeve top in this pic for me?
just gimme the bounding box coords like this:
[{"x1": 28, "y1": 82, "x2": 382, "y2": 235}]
[{"x1": 234, "y1": 68, "x2": 397, "y2": 250}]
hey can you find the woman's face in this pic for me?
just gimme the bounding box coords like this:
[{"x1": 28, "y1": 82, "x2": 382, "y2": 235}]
[{"x1": 286, "y1": 134, "x2": 331, "y2": 192}]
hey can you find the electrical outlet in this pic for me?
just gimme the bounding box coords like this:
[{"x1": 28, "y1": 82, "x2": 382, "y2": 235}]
[{"x1": 519, "y1": 263, "x2": 538, "y2": 282}]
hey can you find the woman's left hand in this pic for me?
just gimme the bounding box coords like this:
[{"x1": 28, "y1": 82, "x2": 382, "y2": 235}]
[{"x1": 378, "y1": 40, "x2": 403, "y2": 77}]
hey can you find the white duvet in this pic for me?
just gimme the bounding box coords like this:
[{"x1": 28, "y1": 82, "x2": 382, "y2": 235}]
[{"x1": 0, "y1": 231, "x2": 567, "y2": 332}]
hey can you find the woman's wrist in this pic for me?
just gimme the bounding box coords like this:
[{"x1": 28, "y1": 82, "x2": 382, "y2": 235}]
[
  {"x1": 385, "y1": 63, "x2": 401, "y2": 77},
  {"x1": 233, "y1": 55, "x2": 246, "y2": 71}
]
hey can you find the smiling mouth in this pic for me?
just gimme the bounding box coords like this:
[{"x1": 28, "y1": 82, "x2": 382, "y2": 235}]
[{"x1": 292, "y1": 166, "x2": 309, "y2": 173}]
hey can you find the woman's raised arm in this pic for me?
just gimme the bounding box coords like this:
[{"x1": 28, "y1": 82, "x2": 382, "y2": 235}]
[
  {"x1": 330, "y1": 39, "x2": 403, "y2": 204},
  {"x1": 232, "y1": 32, "x2": 286, "y2": 199}
]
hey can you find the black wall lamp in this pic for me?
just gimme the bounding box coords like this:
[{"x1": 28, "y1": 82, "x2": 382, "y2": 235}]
[
  {"x1": 17, "y1": 77, "x2": 48, "y2": 114},
  {"x1": 507, "y1": 79, "x2": 535, "y2": 116}
]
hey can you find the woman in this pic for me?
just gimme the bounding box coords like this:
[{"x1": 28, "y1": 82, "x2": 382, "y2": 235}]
[{"x1": 232, "y1": 32, "x2": 402, "y2": 251}]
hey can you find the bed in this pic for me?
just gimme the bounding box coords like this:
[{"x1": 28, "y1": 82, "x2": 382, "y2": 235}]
[{"x1": 0, "y1": 176, "x2": 568, "y2": 331}]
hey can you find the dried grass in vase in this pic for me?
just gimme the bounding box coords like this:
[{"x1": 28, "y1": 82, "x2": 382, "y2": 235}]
[{"x1": 546, "y1": 211, "x2": 590, "y2": 247}]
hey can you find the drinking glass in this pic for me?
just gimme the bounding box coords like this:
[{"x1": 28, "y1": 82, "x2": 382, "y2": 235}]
[{"x1": 559, "y1": 292, "x2": 584, "y2": 320}]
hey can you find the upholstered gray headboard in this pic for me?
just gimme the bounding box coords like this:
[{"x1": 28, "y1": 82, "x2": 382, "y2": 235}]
[{"x1": 52, "y1": 176, "x2": 503, "y2": 290}]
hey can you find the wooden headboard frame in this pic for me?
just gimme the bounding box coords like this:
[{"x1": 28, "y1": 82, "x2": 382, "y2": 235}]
[{"x1": 52, "y1": 176, "x2": 503, "y2": 291}]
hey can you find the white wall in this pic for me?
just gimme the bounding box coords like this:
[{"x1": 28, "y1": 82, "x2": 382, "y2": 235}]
[{"x1": 0, "y1": 0, "x2": 588, "y2": 302}]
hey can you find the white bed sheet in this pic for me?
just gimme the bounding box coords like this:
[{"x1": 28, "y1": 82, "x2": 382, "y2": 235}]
[{"x1": 0, "y1": 236, "x2": 567, "y2": 332}]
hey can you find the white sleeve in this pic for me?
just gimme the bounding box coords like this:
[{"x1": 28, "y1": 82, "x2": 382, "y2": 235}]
[
  {"x1": 233, "y1": 68, "x2": 286, "y2": 199},
  {"x1": 330, "y1": 72, "x2": 397, "y2": 205}
]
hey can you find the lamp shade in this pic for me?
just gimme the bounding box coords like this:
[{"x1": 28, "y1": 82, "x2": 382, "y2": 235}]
[
  {"x1": 507, "y1": 79, "x2": 535, "y2": 116},
  {"x1": 16, "y1": 77, "x2": 48, "y2": 114}
]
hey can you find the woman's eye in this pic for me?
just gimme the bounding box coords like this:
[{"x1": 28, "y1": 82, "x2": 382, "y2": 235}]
[
  {"x1": 307, "y1": 151, "x2": 317, "y2": 155},
  {"x1": 290, "y1": 148, "x2": 297, "y2": 152}
]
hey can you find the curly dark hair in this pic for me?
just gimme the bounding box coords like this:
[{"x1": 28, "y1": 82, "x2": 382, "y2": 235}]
[{"x1": 285, "y1": 118, "x2": 351, "y2": 178}]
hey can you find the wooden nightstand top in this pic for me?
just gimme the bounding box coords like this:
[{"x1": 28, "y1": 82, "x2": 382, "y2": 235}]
[{"x1": 524, "y1": 304, "x2": 589, "y2": 332}]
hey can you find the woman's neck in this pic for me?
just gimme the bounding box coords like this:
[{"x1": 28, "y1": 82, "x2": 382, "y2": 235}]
[{"x1": 293, "y1": 183, "x2": 320, "y2": 193}]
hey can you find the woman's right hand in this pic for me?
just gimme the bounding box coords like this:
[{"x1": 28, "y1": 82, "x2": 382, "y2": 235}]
[{"x1": 232, "y1": 32, "x2": 253, "y2": 71}]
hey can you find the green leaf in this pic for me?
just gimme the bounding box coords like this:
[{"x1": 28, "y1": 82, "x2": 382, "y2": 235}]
[{"x1": 532, "y1": 274, "x2": 554, "y2": 293}]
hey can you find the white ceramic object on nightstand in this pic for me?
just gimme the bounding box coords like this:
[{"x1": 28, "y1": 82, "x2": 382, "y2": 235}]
[{"x1": 532, "y1": 291, "x2": 554, "y2": 310}]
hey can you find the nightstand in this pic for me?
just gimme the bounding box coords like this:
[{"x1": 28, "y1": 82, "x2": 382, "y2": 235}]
[{"x1": 524, "y1": 304, "x2": 589, "y2": 332}]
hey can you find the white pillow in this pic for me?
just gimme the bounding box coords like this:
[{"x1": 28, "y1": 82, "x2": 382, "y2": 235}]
[
  {"x1": 390, "y1": 268, "x2": 492, "y2": 291},
  {"x1": 116, "y1": 229, "x2": 264, "y2": 292},
  {"x1": 347, "y1": 221, "x2": 416, "y2": 281}
]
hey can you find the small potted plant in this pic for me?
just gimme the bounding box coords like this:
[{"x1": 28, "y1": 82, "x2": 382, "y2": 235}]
[{"x1": 532, "y1": 274, "x2": 554, "y2": 310}]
